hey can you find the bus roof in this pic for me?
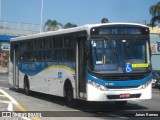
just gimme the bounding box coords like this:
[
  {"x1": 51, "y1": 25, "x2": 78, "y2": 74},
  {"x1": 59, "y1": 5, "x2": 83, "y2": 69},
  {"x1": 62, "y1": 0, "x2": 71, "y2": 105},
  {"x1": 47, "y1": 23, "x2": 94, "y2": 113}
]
[{"x1": 10, "y1": 23, "x2": 148, "y2": 42}]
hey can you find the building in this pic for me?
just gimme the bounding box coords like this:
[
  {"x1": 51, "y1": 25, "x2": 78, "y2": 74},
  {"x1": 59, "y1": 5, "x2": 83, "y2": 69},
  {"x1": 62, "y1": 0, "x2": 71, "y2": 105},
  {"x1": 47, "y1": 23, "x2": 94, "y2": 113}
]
[{"x1": 149, "y1": 27, "x2": 160, "y2": 71}]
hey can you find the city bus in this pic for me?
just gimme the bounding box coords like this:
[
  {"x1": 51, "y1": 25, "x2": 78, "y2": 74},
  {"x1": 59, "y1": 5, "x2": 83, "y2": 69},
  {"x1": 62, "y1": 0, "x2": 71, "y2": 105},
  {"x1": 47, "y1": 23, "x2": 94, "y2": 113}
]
[{"x1": 9, "y1": 23, "x2": 152, "y2": 106}]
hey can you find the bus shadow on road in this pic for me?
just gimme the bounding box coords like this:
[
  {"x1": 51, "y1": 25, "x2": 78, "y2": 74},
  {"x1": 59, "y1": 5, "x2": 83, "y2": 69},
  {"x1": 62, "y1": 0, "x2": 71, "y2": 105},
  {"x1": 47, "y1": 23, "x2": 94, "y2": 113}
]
[
  {"x1": 71, "y1": 101, "x2": 149, "y2": 117},
  {"x1": 9, "y1": 87, "x2": 66, "y2": 106},
  {"x1": 74, "y1": 100, "x2": 148, "y2": 111}
]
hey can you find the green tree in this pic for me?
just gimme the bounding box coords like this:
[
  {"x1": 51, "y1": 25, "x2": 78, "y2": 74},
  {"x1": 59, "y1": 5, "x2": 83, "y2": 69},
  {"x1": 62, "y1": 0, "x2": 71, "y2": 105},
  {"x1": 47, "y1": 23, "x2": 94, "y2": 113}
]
[
  {"x1": 150, "y1": 2, "x2": 160, "y2": 27},
  {"x1": 64, "y1": 22, "x2": 77, "y2": 29},
  {"x1": 44, "y1": 19, "x2": 63, "y2": 31}
]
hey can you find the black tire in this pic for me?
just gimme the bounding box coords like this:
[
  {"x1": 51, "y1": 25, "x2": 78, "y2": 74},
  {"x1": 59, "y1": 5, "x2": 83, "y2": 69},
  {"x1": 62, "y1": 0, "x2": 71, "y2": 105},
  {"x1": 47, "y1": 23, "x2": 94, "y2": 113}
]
[
  {"x1": 65, "y1": 84, "x2": 74, "y2": 107},
  {"x1": 115, "y1": 101, "x2": 127, "y2": 106},
  {"x1": 24, "y1": 78, "x2": 30, "y2": 95}
]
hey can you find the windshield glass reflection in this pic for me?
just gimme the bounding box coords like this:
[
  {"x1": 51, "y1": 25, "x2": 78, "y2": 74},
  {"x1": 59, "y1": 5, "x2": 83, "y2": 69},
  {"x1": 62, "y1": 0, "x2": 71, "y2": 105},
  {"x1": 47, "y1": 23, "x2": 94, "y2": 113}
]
[{"x1": 89, "y1": 38, "x2": 147, "y2": 73}]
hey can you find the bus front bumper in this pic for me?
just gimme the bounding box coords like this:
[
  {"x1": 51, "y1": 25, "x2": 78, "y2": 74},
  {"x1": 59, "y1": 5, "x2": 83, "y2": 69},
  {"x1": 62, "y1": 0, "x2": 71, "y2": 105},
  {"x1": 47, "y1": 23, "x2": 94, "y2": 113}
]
[{"x1": 86, "y1": 84, "x2": 152, "y2": 101}]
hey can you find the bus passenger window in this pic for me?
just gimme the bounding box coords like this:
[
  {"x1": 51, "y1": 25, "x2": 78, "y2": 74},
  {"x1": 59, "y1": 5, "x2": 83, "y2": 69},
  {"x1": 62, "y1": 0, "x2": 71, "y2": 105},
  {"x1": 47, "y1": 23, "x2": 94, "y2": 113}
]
[
  {"x1": 63, "y1": 49, "x2": 75, "y2": 60},
  {"x1": 20, "y1": 42, "x2": 27, "y2": 61},
  {"x1": 35, "y1": 40, "x2": 43, "y2": 50},
  {"x1": 52, "y1": 50, "x2": 62, "y2": 60},
  {"x1": 35, "y1": 51, "x2": 42, "y2": 61},
  {"x1": 63, "y1": 36, "x2": 76, "y2": 61},
  {"x1": 54, "y1": 37, "x2": 62, "y2": 48},
  {"x1": 43, "y1": 50, "x2": 52, "y2": 61},
  {"x1": 43, "y1": 39, "x2": 52, "y2": 49},
  {"x1": 27, "y1": 40, "x2": 34, "y2": 50}
]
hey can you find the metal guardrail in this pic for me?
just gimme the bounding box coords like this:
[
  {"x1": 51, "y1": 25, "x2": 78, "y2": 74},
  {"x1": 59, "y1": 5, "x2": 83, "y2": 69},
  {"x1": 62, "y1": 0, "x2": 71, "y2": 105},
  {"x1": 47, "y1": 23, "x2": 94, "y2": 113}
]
[
  {"x1": 0, "y1": 21, "x2": 41, "y2": 32},
  {"x1": 0, "y1": 21, "x2": 41, "y2": 36}
]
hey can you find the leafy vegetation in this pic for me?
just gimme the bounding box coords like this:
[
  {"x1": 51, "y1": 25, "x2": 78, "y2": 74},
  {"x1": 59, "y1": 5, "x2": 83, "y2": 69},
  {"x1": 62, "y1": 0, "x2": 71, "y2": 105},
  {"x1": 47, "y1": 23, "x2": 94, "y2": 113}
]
[
  {"x1": 0, "y1": 46, "x2": 9, "y2": 68},
  {"x1": 150, "y1": 2, "x2": 160, "y2": 27},
  {"x1": 44, "y1": 19, "x2": 77, "y2": 31}
]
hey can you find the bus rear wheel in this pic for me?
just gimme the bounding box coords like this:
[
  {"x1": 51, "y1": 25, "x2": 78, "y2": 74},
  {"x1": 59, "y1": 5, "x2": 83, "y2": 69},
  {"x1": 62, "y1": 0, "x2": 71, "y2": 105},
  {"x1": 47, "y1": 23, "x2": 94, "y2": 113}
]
[{"x1": 24, "y1": 78, "x2": 30, "y2": 95}]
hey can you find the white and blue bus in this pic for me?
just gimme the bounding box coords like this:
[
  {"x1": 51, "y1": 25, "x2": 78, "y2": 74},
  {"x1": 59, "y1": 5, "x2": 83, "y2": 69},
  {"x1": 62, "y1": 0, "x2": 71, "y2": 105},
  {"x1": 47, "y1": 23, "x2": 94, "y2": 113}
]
[{"x1": 9, "y1": 23, "x2": 152, "y2": 106}]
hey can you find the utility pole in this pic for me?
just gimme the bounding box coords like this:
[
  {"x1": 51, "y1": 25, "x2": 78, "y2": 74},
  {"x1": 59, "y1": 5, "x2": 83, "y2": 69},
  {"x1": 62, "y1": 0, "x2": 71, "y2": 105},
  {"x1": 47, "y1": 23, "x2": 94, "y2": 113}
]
[
  {"x1": 0, "y1": 0, "x2": 1, "y2": 20},
  {"x1": 40, "y1": 0, "x2": 43, "y2": 33}
]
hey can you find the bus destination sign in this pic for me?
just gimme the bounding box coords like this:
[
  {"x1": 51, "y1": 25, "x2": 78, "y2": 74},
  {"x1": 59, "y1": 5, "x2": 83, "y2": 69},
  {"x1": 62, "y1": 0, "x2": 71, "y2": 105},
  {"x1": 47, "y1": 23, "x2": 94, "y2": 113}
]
[{"x1": 99, "y1": 28, "x2": 142, "y2": 35}]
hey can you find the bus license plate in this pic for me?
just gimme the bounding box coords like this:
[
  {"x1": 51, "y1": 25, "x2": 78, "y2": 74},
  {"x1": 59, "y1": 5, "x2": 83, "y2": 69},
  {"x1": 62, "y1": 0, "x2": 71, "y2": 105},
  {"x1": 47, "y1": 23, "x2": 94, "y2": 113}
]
[{"x1": 119, "y1": 93, "x2": 130, "y2": 98}]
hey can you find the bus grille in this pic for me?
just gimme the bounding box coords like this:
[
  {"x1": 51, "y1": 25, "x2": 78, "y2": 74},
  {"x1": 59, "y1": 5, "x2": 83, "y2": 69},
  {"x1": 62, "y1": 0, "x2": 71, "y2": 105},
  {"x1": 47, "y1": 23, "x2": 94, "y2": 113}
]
[
  {"x1": 90, "y1": 72, "x2": 150, "y2": 81},
  {"x1": 107, "y1": 86, "x2": 140, "y2": 89}
]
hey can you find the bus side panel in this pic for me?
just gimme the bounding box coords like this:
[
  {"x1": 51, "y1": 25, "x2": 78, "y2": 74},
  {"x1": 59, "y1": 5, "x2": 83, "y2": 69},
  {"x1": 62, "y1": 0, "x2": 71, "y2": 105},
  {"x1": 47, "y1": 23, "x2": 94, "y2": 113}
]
[
  {"x1": 60, "y1": 62, "x2": 76, "y2": 98},
  {"x1": 17, "y1": 62, "x2": 48, "y2": 93},
  {"x1": 17, "y1": 69, "x2": 48, "y2": 94},
  {"x1": 45, "y1": 65, "x2": 60, "y2": 95},
  {"x1": 29, "y1": 72, "x2": 47, "y2": 93},
  {"x1": 45, "y1": 62, "x2": 76, "y2": 97}
]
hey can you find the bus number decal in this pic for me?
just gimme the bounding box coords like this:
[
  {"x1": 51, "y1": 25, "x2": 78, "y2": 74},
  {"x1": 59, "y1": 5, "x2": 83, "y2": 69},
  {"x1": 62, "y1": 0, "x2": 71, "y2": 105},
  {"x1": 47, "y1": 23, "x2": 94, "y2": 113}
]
[{"x1": 58, "y1": 72, "x2": 62, "y2": 79}]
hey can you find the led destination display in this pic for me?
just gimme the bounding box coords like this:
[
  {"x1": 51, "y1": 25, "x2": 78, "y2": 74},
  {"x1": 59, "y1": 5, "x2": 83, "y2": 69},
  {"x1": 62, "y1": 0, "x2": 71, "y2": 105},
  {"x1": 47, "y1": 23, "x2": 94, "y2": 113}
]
[
  {"x1": 99, "y1": 28, "x2": 141, "y2": 35},
  {"x1": 91, "y1": 26, "x2": 149, "y2": 35}
]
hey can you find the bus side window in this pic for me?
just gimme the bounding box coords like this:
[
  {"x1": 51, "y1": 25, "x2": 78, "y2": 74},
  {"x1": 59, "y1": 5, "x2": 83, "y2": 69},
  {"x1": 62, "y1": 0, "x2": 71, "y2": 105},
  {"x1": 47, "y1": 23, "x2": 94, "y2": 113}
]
[
  {"x1": 52, "y1": 37, "x2": 63, "y2": 61},
  {"x1": 63, "y1": 36, "x2": 76, "y2": 61},
  {"x1": 43, "y1": 38, "x2": 52, "y2": 61},
  {"x1": 20, "y1": 42, "x2": 27, "y2": 61},
  {"x1": 35, "y1": 39, "x2": 42, "y2": 50},
  {"x1": 53, "y1": 50, "x2": 62, "y2": 60},
  {"x1": 54, "y1": 37, "x2": 62, "y2": 48},
  {"x1": 63, "y1": 49, "x2": 75, "y2": 60}
]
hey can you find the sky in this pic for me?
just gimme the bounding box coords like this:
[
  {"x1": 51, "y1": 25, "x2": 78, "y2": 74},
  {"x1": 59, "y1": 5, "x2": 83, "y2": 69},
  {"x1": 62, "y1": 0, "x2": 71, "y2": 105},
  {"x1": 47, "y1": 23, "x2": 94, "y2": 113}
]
[{"x1": 1, "y1": 0, "x2": 160, "y2": 26}]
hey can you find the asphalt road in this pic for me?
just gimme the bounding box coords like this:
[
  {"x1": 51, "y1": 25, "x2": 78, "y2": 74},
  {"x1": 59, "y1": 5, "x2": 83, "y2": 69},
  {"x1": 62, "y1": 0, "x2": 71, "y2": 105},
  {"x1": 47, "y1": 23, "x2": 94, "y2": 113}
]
[{"x1": 0, "y1": 73, "x2": 160, "y2": 120}]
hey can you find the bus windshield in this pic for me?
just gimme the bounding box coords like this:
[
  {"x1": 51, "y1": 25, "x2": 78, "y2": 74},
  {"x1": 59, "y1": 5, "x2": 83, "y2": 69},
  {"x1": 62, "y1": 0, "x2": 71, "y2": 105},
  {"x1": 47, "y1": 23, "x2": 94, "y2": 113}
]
[{"x1": 89, "y1": 38, "x2": 148, "y2": 73}]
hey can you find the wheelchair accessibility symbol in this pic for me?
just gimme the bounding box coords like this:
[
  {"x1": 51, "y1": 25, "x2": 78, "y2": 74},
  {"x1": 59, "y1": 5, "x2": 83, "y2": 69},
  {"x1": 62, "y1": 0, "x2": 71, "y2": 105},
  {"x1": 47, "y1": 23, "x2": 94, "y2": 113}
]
[{"x1": 125, "y1": 63, "x2": 132, "y2": 73}]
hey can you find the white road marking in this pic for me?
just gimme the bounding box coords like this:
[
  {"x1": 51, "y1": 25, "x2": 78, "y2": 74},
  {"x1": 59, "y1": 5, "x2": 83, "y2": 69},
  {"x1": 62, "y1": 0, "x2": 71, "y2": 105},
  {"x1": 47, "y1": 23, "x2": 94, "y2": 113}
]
[
  {"x1": 0, "y1": 89, "x2": 32, "y2": 120},
  {"x1": 0, "y1": 100, "x2": 12, "y2": 104},
  {"x1": 0, "y1": 89, "x2": 18, "y2": 104},
  {"x1": 8, "y1": 103, "x2": 13, "y2": 111}
]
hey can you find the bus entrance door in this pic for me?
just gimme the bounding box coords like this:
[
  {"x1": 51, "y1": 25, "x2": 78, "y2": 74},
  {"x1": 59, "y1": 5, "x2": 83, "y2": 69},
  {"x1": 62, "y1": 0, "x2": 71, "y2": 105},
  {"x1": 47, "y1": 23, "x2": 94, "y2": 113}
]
[
  {"x1": 78, "y1": 37, "x2": 87, "y2": 99},
  {"x1": 13, "y1": 44, "x2": 19, "y2": 88}
]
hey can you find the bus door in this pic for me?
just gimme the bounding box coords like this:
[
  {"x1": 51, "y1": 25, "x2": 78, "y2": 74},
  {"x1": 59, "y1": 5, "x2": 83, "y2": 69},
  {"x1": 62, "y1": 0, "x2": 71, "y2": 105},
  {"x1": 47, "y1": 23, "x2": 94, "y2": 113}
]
[
  {"x1": 13, "y1": 44, "x2": 19, "y2": 88},
  {"x1": 77, "y1": 36, "x2": 87, "y2": 99}
]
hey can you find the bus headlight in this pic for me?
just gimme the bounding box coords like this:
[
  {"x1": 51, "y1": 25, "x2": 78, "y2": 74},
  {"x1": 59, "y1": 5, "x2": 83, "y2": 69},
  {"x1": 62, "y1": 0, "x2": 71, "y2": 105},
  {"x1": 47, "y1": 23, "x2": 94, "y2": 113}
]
[
  {"x1": 140, "y1": 79, "x2": 152, "y2": 89},
  {"x1": 88, "y1": 80, "x2": 107, "y2": 91}
]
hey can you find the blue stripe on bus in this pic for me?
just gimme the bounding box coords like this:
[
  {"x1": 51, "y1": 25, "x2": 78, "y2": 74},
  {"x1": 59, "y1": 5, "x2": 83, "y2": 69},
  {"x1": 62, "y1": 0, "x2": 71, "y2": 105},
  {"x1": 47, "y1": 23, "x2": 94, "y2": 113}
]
[
  {"x1": 18, "y1": 62, "x2": 75, "y2": 76},
  {"x1": 87, "y1": 72, "x2": 152, "y2": 87}
]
